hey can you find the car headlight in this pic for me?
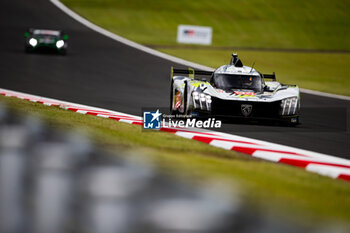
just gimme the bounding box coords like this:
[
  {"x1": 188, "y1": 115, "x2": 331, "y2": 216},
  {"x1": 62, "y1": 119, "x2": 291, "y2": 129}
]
[
  {"x1": 56, "y1": 40, "x2": 65, "y2": 48},
  {"x1": 192, "y1": 92, "x2": 212, "y2": 111},
  {"x1": 29, "y1": 38, "x2": 37, "y2": 47},
  {"x1": 206, "y1": 95, "x2": 212, "y2": 103},
  {"x1": 193, "y1": 91, "x2": 199, "y2": 100},
  {"x1": 280, "y1": 97, "x2": 298, "y2": 115}
]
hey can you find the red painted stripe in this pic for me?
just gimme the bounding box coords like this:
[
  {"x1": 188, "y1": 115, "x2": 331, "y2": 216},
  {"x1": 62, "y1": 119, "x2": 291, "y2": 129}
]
[
  {"x1": 69, "y1": 109, "x2": 110, "y2": 114},
  {"x1": 160, "y1": 128, "x2": 178, "y2": 133},
  {"x1": 232, "y1": 146, "x2": 304, "y2": 156},
  {"x1": 109, "y1": 116, "x2": 121, "y2": 121},
  {"x1": 192, "y1": 136, "x2": 259, "y2": 146},
  {"x1": 3, "y1": 89, "x2": 350, "y2": 183},
  {"x1": 110, "y1": 116, "x2": 141, "y2": 120},
  {"x1": 232, "y1": 147, "x2": 256, "y2": 155},
  {"x1": 338, "y1": 174, "x2": 350, "y2": 182},
  {"x1": 40, "y1": 101, "x2": 58, "y2": 105},
  {"x1": 192, "y1": 136, "x2": 258, "y2": 146},
  {"x1": 160, "y1": 127, "x2": 218, "y2": 136},
  {"x1": 192, "y1": 136, "x2": 214, "y2": 144},
  {"x1": 67, "y1": 108, "x2": 79, "y2": 112},
  {"x1": 279, "y1": 158, "x2": 350, "y2": 169},
  {"x1": 212, "y1": 137, "x2": 258, "y2": 145},
  {"x1": 69, "y1": 109, "x2": 140, "y2": 119}
]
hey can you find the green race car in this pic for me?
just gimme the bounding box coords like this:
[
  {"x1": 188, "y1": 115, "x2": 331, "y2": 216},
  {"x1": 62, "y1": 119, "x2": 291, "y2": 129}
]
[{"x1": 24, "y1": 28, "x2": 68, "y2": 55}]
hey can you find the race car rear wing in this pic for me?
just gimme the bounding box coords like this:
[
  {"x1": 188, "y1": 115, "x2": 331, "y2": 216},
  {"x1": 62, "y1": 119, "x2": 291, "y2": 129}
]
[
  {"x1": 262, "y1": 72, "x2": 276, "y2": 81},
  {"x1": 171, "y1": 67, "x2": 213, "y2": 80}
]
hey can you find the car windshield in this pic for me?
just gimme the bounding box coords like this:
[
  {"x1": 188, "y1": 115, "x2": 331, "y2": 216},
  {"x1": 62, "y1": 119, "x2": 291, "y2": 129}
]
[
  {"x1": 33, "y1": 30, "x2": 60, "y2": 36},
  {"x1": 212, "y1": 73, "x2": 262, "y2": 92},
  {"x1": 37, "y1": 34, "x2": 58, "y2": 38}
]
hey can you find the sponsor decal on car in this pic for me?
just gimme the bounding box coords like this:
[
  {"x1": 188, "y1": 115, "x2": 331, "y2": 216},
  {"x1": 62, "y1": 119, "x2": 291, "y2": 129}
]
[
  {"x1": 175, "y1": 92, "x2": 181, "y2": 109},
  {"x1": 217, "y1": 89, "x2": 225, "y2": 93},
  {"x1": 234, "y1": 91, "x2": 255, "y2": 96},
  {"x1": 241, "y1": 104, "x2": 253, "y2": 117}
]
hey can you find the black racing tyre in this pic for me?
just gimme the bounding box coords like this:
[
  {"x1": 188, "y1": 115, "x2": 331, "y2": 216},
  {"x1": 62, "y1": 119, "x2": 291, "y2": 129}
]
[
  {"x1": 183, "y1": 81, "x2": 189, "y2": 115},
  {"x1": 60, "y1": 49, "x2": 67, "y2": 55},
  {"x1": 170, "y1": 80, "x2": 178, "y2": 115},
  {"x1": 170, "y1": 79, "x2": 173, "y2": 112},
  {"x1": 25, "y1": 46, "x2": 32, "y2": 53}
]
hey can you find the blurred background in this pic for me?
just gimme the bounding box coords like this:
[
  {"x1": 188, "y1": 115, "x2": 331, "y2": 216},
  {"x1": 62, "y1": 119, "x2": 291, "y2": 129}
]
[{"x1": 0, "y1": 102, "x2": 332, "y2": 233}]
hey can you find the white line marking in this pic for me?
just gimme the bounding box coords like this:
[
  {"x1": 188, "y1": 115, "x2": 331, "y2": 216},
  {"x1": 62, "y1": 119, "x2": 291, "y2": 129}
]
[
  {"x1": 76, "y1": 110, "x2": 87, "y2": 114},
  {"x1": 174, "y1": 132, "x2": 196, "y2": 139},
  {"x1": 253, "y1": 151, "x2": 344, "y2": 164},
  {"x1": 252, "y1": 152, "x2": 281, "y2": 162},
  {"x1": 50, "y1": 0, "x2": 350, "y2": 101},
  {"x1": 49, "y1": 0, "x2": 212, "y2": 71},
  {"x1": 306, "y1": 164, "x2": 350, "y2": 178},
  {"x1": 300, "y1": 88, "x2": 350, "y2": 101},
  {"x1": 96, "y1": 114, "x2": 109, "y2": 118},
  {"x1": 210, "y1": 140, "x2": 235, "y2": 150},
  {"x1": 118, "y1": 119, "x2": 135, "y2": 124},
  {"x1": 0, "y1": 88, "x2": 140, "y2": 120}
]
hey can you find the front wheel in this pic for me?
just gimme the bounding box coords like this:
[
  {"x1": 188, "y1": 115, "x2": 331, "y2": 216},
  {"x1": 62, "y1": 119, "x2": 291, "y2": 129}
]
[
  {"x1": 25, "y1": 46, "x2": 32, "y2": 53},
  {"x1": 182, "y1": 80, "x2": 191, "y2": 116},
  {"x1": 59, "y1": 49, "x2": 67, "y2": 55},
  {"x1": 170, "y1": 80, "x2": 178, "y2": 114}
]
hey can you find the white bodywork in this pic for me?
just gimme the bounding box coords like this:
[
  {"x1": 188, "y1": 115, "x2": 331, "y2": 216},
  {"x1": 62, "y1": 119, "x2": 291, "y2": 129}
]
[{"x1": 171, "y1": 63, "x2": 300, "y2": 121}]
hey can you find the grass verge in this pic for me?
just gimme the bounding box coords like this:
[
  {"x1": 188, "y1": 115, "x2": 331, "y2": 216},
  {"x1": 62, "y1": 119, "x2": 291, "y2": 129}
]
[
  {"x1": 61, "y1": 0, "x2": 350, "y2": 50},
  {"x1": 60, "y1": 0, "x2": 350, "y2": 96},
  {"x1": 1, "y1": 95, "x2": 350, "y2": 226}
]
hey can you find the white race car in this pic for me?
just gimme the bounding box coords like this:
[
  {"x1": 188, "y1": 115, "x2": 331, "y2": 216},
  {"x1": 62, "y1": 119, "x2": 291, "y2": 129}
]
[{"x1": 170, "y1": 54, "x2": 300, "y2": 125}]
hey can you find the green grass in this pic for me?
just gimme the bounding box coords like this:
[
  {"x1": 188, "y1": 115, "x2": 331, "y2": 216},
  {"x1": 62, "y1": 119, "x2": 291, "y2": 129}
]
[
  {"x1": 62, "y1": 0, "x2": 350, "y2": 50},
  {"x1": 1, "y1": 95, "x2": 350, "y2": 227},
  {"x1": 60, "y1": 0, "x2": 350, "y2": 96}
]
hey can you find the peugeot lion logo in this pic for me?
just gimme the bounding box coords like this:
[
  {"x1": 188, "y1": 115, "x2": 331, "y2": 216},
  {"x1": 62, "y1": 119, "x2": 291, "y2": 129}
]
[{"x1": 241, "y1": 104, "x2": 253, "y2": 117}]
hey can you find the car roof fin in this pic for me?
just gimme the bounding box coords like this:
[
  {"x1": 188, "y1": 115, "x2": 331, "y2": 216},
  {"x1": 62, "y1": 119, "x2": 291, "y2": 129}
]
[
  {"x1": 230, "y1": 53, "x2": 243, "y2": 67},
  {"x1": 188, "y1": 67, "x2": 195, "y2": 79}
]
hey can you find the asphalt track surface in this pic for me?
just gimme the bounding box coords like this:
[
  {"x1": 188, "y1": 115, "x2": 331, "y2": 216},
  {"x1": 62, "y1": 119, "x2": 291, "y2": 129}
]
[{"x1": 1, "y1": 0, "x2": 349, "y2": 159}]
